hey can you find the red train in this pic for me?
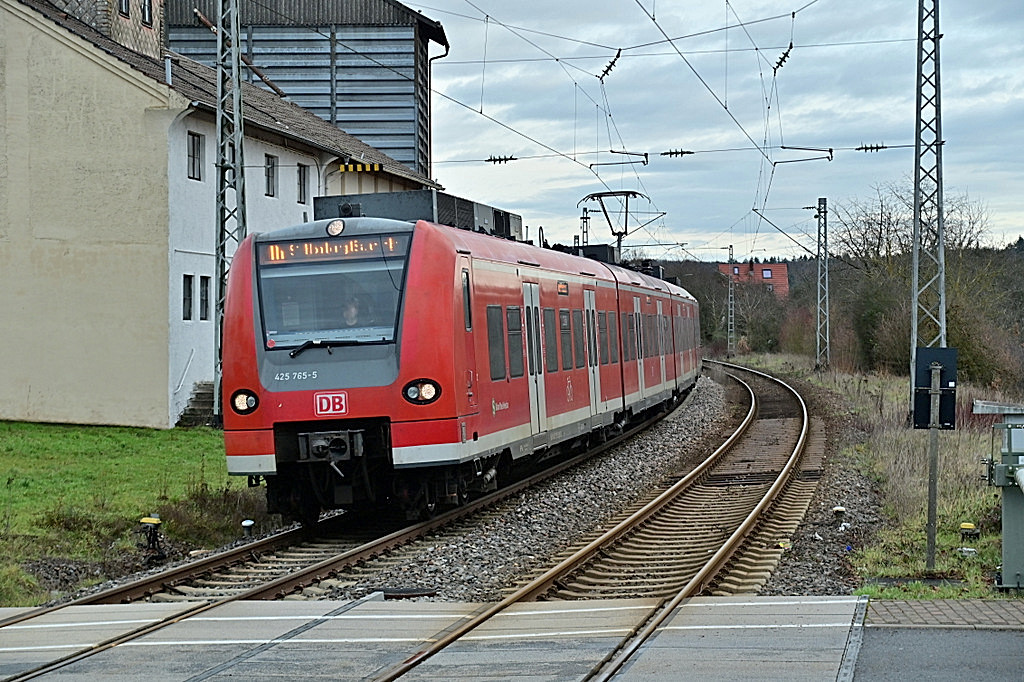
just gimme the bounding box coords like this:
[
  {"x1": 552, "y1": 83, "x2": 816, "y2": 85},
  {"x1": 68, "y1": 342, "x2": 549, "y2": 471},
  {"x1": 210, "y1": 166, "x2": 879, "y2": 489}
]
[{"x1": 222, "y1": 217, "x2": 701, "y2": 522}]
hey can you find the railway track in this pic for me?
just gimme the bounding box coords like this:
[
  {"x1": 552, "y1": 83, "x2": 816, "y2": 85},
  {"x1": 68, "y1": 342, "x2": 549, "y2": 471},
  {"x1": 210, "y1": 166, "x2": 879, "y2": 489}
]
[
  {"x1": 370, "y1": 361, "x2": 819, "y2": 680},
  {"x1": 2, "y1": 364, "x2": 820, "y2": 681},
  {"x1": 0, "y1": 397, "x2": 680, "y2": 680}
]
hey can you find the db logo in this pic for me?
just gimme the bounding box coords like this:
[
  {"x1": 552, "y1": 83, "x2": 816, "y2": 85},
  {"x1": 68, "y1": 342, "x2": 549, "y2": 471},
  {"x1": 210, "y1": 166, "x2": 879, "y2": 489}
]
[{"x1": 314, "y1": 392, "x2": 348, "y2": 416}]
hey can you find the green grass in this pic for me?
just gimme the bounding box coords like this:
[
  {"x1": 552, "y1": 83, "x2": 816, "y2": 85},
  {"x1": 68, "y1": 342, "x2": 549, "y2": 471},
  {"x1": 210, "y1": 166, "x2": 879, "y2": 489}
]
[
  {"x1": 0, "y1": 421, "x2": 274, "y2": 606},
  {"x1": 738, "y1": 352, "x2": 1020, "y2": 600}
]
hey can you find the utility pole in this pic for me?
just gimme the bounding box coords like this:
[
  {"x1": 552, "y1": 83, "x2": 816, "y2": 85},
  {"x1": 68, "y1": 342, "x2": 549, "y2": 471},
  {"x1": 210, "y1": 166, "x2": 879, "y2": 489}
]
[
  {"x1": 909, "y1": 0, "x2": 947, "y2": 419},
  {"x1": 910, "y1": 0, "x2": 951, "y2": 575},
  {"x1": 214, "y1": 0, "x2": 247, "y2": 419},
  {"x1": 724, "y1": 245, "x2": 735, "y2": 358},
  {"x1": 815, "y1": 198, "x2": 830, "y2": 369}
]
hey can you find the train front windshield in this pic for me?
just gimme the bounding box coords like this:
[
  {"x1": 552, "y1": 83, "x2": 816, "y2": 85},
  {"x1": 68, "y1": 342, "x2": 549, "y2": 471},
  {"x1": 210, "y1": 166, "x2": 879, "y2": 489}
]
[{"x1": 256, "y1": 233, "x2": 410, "y2": 349}]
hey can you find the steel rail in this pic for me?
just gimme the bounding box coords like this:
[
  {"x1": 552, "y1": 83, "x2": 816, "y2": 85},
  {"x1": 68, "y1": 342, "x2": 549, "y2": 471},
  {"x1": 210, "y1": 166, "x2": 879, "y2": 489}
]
[
  {"x1": 588, "y1": 361, "x2": 810, "y2": 681},
  {"x1": 369, "y1": 375, "x2": 757, "y2": 682}
]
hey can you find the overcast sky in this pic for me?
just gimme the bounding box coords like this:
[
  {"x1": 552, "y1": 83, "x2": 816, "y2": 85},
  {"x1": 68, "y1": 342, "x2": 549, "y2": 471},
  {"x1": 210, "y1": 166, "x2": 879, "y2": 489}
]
[{"x1": 409, "y1": 0, "x2": 1023, "y2": 262}]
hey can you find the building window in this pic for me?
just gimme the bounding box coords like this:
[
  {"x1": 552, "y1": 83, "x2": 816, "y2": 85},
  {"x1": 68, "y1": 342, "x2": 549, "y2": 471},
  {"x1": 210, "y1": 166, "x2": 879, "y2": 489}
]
[
  {"x1": 265, "y1": 154, "x2": 278, "y2": 197},
  {"x1": 118, "y1": 0, "x2": 129, "y2": 17},
  {"x1": 187, "y1": 132, "x2": 203, "y2": 181},
  {"x1": 142, "y1": 0, "x2": 153, "y2": 26},
  {"x1": 297, "y1": 164, "x2": 308, "y2": 204},
  {"x1": 182, "y1": 274, "x2": 194, "y2": 321},
  {"x1": 762, "y1": 269, "x2": 773, "y2": 279},
  {"x1": 199, "y1": 276, "x2": 211, "y2": 321},
  {"x1": 732, "y1": 266, "x2": 740, "y2": 275}
]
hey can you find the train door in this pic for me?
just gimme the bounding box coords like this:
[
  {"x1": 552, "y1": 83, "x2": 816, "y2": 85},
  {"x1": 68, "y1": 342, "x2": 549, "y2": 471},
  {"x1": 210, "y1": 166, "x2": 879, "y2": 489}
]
[
  {"x1": 522, "y1": 282, "x2": 546, "y2": 435},
  {"x1": 633, "y1": 295, "x2": 646, "y2": 400},
  {"x1": 584, "y1": 288, "x2": 600, "y2": 417},
  {"x1": 460, "y1": 258, "x2": 478, "y2": 414},
  {"x1": 657, "y1": 300, "x2": 666, "y2": 389}
]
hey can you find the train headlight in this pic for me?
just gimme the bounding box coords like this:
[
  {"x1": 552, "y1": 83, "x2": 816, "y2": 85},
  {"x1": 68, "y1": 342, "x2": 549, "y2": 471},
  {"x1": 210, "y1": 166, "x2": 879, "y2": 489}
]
[
  {"x1": 230, "y1": 389, "x2": 259, "y2": 415},
  {"x1": 326, "y1": 219, "x2": 346, "y2": 236},
  {"x1": 403, "y1": 379, "x2": 441, "y2": 405}
]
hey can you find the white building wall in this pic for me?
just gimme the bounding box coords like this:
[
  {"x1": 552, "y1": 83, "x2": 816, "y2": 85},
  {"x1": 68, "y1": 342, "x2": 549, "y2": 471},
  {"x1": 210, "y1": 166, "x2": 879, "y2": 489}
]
[{"x1": 166, "y1": 115, "x2": 328, "y2": 425}]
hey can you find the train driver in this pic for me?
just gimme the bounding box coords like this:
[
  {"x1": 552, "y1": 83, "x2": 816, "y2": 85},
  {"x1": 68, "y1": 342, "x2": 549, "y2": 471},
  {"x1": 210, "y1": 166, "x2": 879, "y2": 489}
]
[{"x1": 342, "y1": 297, "x2": 362, "y2": 327}]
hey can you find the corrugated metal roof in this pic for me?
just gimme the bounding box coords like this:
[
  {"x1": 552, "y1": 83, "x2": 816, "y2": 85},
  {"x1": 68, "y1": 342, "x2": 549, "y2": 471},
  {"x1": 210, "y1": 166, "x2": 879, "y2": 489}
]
[
  {"x1": 165, "y1": 0, "x2": 447, "y2": 47},
  {"x1": 15, "y1": 0, "x2": 438, "y2": 189}
]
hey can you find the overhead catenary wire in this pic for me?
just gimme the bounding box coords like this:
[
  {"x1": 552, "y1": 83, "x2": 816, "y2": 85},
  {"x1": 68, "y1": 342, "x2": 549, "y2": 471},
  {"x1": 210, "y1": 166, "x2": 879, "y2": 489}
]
[{"x1": 234, "y1": 0, "x2": 858, "y2": 258}]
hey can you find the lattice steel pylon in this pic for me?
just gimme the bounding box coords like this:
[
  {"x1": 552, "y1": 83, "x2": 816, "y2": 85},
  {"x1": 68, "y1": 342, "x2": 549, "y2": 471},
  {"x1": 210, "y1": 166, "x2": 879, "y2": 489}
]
[
  {"x1": 213, "y1": 0, "x2": 247, "y2": 418},
  {"x1": 815, "y1": 198, "x2": 830, "y2": 369},
  {"x1": 909, "y1": 0, "x2": 947, "y2": 418}
]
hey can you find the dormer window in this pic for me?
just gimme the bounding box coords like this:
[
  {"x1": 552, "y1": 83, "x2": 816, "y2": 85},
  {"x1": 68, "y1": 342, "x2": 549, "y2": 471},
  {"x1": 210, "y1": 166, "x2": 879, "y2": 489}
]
[
  {"x1": 118, "y1": 0, "x2": 129, "y2": 17},
  {"x1": 142, "y1": 0, "x2": 153, "y2": 26}
]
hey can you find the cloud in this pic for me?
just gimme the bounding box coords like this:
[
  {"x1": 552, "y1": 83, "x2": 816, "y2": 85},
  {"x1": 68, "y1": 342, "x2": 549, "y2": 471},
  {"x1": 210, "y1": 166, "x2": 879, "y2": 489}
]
[{"x1": 416, "y1": 0, "x2": 1024, "y2": 260}]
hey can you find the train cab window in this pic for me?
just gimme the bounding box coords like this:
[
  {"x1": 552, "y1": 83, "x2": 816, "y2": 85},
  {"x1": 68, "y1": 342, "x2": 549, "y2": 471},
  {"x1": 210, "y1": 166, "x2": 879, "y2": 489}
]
[
  {"x1": 609, "y1": 312, "x2": 619, "y2": 364},
  {"x1": 462, "y1": 270, "x2": 472, "y2": 331},
  {"x1": 507, "y1": 307, "x2": 524, "y2": 378},
  {"x1": 598, "y1": 312, "x2": 609, "y2": 365},
  {"x1": 257, "y1": 231, "x2": 411, "y2": 349},
  {"x1": 572, "y1": 310, "x2": 585, "y2": 369},
  {"x1": 544, "y1": 308, "x2": 558, "y2": 373},
  {"x1": 487, "y1": 305, "x2": 506, "y2": 381},
  {"x1": 559, "y1": 309, "x2": 573, "y2": 370}
]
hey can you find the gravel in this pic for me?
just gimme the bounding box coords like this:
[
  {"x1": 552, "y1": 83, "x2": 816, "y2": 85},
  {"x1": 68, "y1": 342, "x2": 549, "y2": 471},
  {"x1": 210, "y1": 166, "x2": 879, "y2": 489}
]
[
  {"x1": 328, "y1": 376, "x2": 735, "y2": 601},
  {"x1": 326, "y1": 373, "x2": 880, "y2": 602}
]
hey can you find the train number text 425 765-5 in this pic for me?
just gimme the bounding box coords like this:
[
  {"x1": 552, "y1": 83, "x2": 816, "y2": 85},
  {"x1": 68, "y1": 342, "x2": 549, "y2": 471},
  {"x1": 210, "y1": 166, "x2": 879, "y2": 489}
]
[{"x1": 274, "y1": 371, "x2": 319, "y2": 382}]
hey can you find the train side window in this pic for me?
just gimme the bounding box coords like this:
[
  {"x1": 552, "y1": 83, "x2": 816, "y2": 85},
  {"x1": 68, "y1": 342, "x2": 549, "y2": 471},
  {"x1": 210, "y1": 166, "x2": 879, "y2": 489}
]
[
  {"x1": 544, "y1": 308, "x2": 558, "y2": 373},
  {"x1": 620, "y1": 313, "x2": 630, "y2": 362},
  {"x1": 588, "y1": 309, "x2": 598, "y2": 367},
  {"x1": 598, "y1": 312, "x2": 609, "y2": 365},
  {"x1": 462, "y1": 270, "x2": 472, "y2": 330},
  {"x1": 486, "y1": 305, "x2": 506, "y2": 381},
  {"x1": 559, "y1": 309, "x2": 573, "y2": 370},
  {"x1": 572, "y1": 310, "x2": 585, "y2": 369},
  {"x1": 629, "y1": 314, "x2": 638, "y2": 360},
  {"x1": 609, "y1": 312, "x2": 619, "y2": 364},
  {"x1": 507, "y1": 307, "x2": 524, "y2": 378}
]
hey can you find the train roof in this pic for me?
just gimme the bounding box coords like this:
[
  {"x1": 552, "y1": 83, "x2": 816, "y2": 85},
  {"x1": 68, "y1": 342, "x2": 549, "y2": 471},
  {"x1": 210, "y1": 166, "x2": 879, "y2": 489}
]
[{"x1": 251, "y1": 217, "x2": 696, "y2": 303}]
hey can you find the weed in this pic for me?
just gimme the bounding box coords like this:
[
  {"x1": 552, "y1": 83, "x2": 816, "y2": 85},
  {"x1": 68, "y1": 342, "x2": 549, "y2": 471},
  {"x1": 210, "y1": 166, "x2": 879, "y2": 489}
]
[
  {"x1": 741, "y1": 352, "x2": 1020, "y2": 598},
  {"x1": 0, "y1": 563, "x2": 44, "y2": 606}
]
